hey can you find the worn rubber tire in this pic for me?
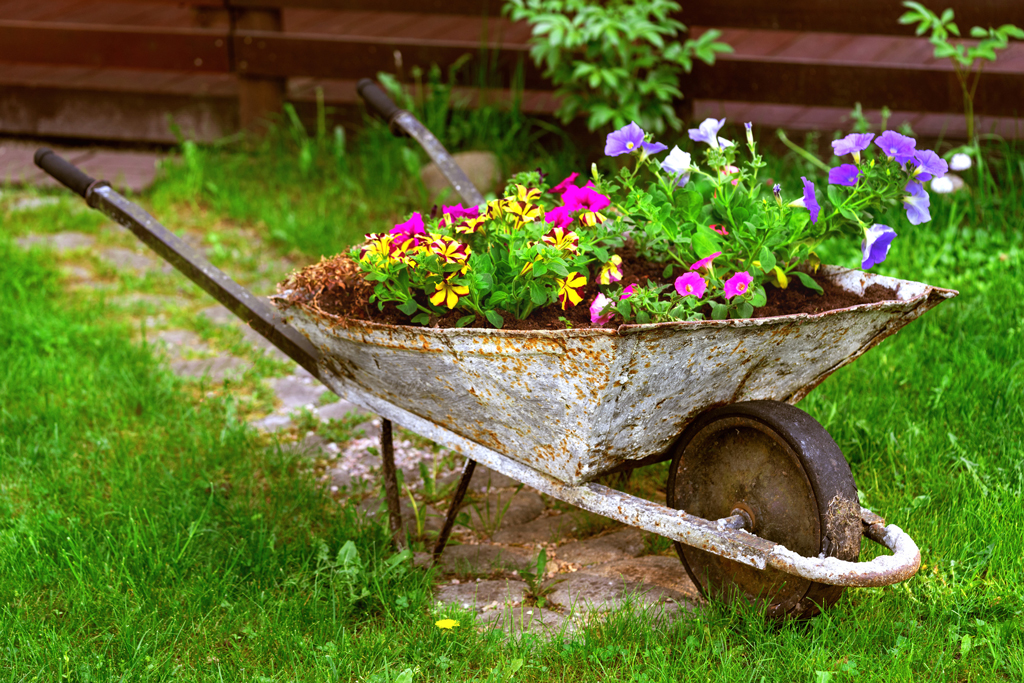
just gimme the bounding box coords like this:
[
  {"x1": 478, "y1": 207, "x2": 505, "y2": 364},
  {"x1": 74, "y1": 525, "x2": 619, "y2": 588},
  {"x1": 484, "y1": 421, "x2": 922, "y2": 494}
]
[{"x1": 666, "y1": 400, "x2": 861, "y2": 619}]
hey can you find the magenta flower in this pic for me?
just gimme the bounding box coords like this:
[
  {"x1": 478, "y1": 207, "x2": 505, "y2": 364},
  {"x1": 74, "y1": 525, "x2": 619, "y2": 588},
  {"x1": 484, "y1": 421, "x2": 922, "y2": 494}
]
[
  {"x1": 903, "y1": 182, "x2": 931, "y2": 225},
  {"x1": 690, "y1": 251, "x2": 722, "y2": 271},
  {"x1": 674, "y1": 272, "x2": 707, "y2": 299},
  {"x1": 874, "y1": 130, "x2": 917, "y2": 165},
  {"x1": 911, "y1": 149, "x2": 948, "y2": 182},
  {"x1": 828, "y1": 164, "x2": 860, "y2": 187},
  {"x1": 688, "y1": 117, "x2": 726, "y2": 149},
  {"x1": 549, "y1": 172, "x2": 579, "y2": 195},
  {"x1": 831, "y1": 133, "x2": 874, "y2": 163},
  {"x1": 861, "y1": 224, "x2": 897, "y2": 269},
  {"x1": 787, "y1": 177, "x2": 820, "y2": 223},
  {"x1": 605, "y1": 122, "x2": 646, "y2": 156},
  {"x1": 723, "y1": 271, "x2": 753, "y2": 299},
  {"x1": 441, "y1": 203, "x2": 480, "y2": 221},
  {"x1": 590, "y1": 293, "x2": 614, "y2": 325},
  {"x1": 620, "y1": 283, "x2": 637, "y2": 300},
  {"x1": 562, "y1": 185, "x2": 611, "y2": 213},
  {"x1": 390, "y1": 212, "x2": 426, "y2": 244},
  {"x1": 544, "y1": 205, "x2": 574, "y2": 228}
]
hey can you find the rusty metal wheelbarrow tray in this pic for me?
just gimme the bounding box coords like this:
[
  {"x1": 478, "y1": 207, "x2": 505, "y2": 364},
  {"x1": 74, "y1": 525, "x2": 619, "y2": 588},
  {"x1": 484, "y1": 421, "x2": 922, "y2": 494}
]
[{"x1": 278, "y1": 268, "x2": 954, "y2": 486}]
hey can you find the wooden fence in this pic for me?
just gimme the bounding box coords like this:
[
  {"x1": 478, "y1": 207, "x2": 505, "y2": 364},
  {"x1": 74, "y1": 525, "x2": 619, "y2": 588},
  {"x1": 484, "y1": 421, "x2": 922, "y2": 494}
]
[{"x1": 1, "y1": 0, "x2": 1022, "y2": 143}]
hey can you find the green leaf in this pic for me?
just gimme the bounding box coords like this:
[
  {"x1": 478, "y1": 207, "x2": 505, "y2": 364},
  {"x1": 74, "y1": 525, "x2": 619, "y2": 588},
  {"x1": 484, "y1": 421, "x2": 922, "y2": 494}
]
[
  {"x1": 757, "y1": 246, "x2": 776, "y2": 273},
  {"x1": 736, "y1": 302, "x2": 754, "y2": 319},
  {"x1": 826, "y1": 184, "x2": 843, "y2": 207},
  {"x1": 456, "y1": 314, "x2": 476, "y2": 328},
  {"x1": 548, "y1": 261, "x2": 570, "y2": 277},
  {"x1": 839, "y1": 207, "x2": 859, "y2": 222},
  {"x1": 793, "y1": 271, "x2": 824, "y2": 294},
  {"x1": 710, "y1": 301, "x2": 728, "y2": 320},
  {"x1": 397, "y1": 299, "x2": 419, "y2": 316},
  {"x1": 411, "y1": 312, "x2": 431, "y2": 325},
  {"x1": 529, "y1": 281, "x2": 548, "y2": 305},
  {"x1": 691, "y1": 228, "x2": 722, "y2": 258},
  {"x1": 750, "y1": 284, "x2": 767, "y2": 307},
  {"x1": 662, "y1": 264, "x2": 675, "y2": 278},
  {"x1": 484, "y1": 310, "x2": 504, "y2": 329},
  {"x1": 970, "y1": 25, "x2": 988, "y2": 38},
  {"x1": 636, "y1": 311, "x2": 651, "y2": 324},
  {"x1": 532, "y1": 261, "x2": 548, "y2": 278}
]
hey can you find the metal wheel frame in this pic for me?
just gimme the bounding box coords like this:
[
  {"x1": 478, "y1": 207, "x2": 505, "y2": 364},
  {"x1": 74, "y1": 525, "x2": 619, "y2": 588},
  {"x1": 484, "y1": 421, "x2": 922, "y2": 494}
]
[{"x1": 666, "y1": 400, "x2": 861, "y2": 618}]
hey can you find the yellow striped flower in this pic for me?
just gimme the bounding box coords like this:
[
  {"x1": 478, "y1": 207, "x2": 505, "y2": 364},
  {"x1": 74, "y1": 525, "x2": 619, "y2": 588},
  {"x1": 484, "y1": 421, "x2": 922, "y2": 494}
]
[
  {"x1": 429, "y1": 277, "x2": 470, "y2": 309},
  {"x1": 541, "y1": 226, "x2": 579, "y2": 253},
  {"x1": 599, "y1": 254, "x2": 623, "y2": 284},
  {"x1": 556, "y1": 271, "x2": 587, "y2": 309}
]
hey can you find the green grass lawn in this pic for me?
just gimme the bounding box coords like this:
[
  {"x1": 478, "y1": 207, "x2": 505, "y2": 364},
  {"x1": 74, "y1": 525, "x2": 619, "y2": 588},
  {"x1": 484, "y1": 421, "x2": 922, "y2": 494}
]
[{"x1": 1, "y1": 121, "x2": 1023, "y2": 681}]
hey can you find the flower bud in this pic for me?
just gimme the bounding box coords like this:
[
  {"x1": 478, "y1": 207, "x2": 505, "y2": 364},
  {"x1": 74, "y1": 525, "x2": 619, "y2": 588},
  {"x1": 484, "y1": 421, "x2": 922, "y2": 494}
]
[
  {"x1": 773, "y1": 183, "x2": 782, "y2": 206},
  {"x1": 745, "y1": 122, "x2": 754, "y2": 146}
]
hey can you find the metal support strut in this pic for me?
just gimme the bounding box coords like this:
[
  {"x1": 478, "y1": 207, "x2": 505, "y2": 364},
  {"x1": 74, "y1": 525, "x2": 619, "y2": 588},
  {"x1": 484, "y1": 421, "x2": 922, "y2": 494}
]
[
  {"x1": 433, "y1": 458, "x2": 476, "y2": 560},
  {"x1": 379, "y1": 419, "x2": 404, "y2": 549}
]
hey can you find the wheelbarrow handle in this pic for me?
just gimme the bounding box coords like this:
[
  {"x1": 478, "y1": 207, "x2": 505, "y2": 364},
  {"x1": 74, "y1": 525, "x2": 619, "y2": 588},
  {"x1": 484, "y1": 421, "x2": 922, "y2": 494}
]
[
  {"x1": 34, "y1": 148, "x2": 99, "y2": 199},
  {"x1": 33, "y1": 148, "x2": 323, "y2": 379},
  {"x1": 356, "y1": 78, "x2": 402, "y2": 125}
]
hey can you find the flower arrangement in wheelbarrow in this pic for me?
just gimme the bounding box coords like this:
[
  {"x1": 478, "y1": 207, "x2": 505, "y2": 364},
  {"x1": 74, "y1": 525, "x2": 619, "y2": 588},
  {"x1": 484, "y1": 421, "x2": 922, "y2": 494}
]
[{"x1": 352, "y1": 119, "x2": 947, "y2": 328}]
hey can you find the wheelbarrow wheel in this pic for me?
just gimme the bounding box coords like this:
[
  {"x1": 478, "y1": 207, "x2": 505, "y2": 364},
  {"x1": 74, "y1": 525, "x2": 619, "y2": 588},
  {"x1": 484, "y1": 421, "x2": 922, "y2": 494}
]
[{"x1": 666, "y1": 400, "x2": 861, "y2": 619}]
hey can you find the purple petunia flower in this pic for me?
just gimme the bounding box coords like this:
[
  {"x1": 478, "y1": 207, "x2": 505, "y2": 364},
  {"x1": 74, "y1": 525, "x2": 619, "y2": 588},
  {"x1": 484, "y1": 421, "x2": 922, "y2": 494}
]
[
  {"x1": 660, "y1": 146, "x2": 692, "y2": 187},
  {"x1": 605, "y1": 122, "x2": 646, "y2": 156},
  {"x1": 788, "y1": 177, "x2": 820, "y2": 223},
  {"x1": 903, "y1": 182, "x2": 931, "y2": 225},
  {"x1": 861, "y1": 224, "x2": 898, "y2": 269},
  {"x1": 832, "y1": 133, "x2": 875, "y2": 164},
  {"x1": 911, "y1": 149, "x2": 948, "y2": 182},
  {"x1": 688, "y1": 117, "x2": 726, "y2": 149},
  {"x1": 828, "y1": 164, "x2": 861, "y2": 187},
  {"x1": 641, "y1": 141, "x2": 668, "y2": 155},
  {"x1": 874, "y1": 130, "x2": 917, "y2": 165}
]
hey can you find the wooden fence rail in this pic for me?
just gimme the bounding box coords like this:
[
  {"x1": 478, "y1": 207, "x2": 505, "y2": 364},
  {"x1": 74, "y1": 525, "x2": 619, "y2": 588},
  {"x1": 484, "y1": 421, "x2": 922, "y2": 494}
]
[{"x1": 1, "y1": 0, "x2": 1022, "y2": 143}]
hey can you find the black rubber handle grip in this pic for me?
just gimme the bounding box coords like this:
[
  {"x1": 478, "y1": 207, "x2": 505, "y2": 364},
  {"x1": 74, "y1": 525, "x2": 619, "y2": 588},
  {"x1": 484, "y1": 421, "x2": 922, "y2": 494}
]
[
  {"x1": 357, "y1": 78, "x2": 402, "y2": 122},
  {"x1": 34, "y1": 148, "x2": 96, "y2": 198}
]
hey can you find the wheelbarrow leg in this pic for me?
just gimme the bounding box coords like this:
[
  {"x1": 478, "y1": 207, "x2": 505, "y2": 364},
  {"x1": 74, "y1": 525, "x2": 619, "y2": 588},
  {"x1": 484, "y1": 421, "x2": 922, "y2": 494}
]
[
  {"x1": 379, "y1": 418, "x2": 405, "y2": 549},
  {"x1": 432, "y1": 458, "x2": 476, "y2": 560}
]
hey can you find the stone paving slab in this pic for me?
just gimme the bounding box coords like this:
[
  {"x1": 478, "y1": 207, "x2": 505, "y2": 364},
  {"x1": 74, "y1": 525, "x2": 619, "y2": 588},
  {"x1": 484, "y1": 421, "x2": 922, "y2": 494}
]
[
  {"x1": 556, "y1": 527, "x2": 645, "y2": 566},
  {"x1": 586, "y1": 555, "x2": 700, "y2": 601},
  {"x1": 491, "y1": 513, "x2": 577, "y2": 545},
  {"x1": 0, "y1": 140, "x2": 160, "y2": 192},
  {"x1": 15, "y1": 232, "x2": 96, "y2": 252},
  {"x1": 265, "y1": 374, "x2": 328, "y2": 411},
  {"x1": 544, "y1": 572, "x2": 686, "y2": 614},
  {"x1": 435, "y1": 579, "x2": 529, "y2": 611},
  {"x1": 464, "y1": 490, "x2": 545, "y2": 534},
  {"x1": 99, "y1": 247, "x2": 157, "y2": 275},
  {"x1": 435, "y1": 544, "x2": 535, "y2": 575},
  {"x1": 170, "y1": 356, "x2": 251, "y2": 381}
]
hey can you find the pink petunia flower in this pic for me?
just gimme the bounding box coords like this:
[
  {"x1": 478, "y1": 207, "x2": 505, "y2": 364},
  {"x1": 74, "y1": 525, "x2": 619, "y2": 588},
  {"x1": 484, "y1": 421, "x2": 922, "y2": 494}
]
[
  {"x1": 620, "y1": 283, "x2": 637, "y2": 300},
  {"x1": 549, "y1": 172, "x2": 580, "y2": 195},
  {"x1": 562, "y1": 185, "x2": 611, "y2": 213},
  {"x1": 674, "y1": 272, "x2": 707, "y2": 299},
  {"x1": 544, "y1": 205, "x2": 574, "y2": 228},
  {"x1": 590, "y1": 293, "x2": 614, "y2": 325},
  {"x1": 690, "y1": 251, "x2": 722, "y2": 271},
  {"x1": 390, "y1": 212, "x2": 426, "y2": 245},
  {"x1": 709, "y1": 224, "x2": 729, "y2": 236},
  {"x1": 723, "y1": 271, "x2": 753, "y2": 299}
]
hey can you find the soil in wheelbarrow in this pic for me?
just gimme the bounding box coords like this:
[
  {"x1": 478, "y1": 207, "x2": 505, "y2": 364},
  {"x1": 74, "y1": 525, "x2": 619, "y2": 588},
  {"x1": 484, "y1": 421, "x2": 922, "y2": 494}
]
[{"x1": 279, "y1": 246, "x2": 898, "y2": 331}]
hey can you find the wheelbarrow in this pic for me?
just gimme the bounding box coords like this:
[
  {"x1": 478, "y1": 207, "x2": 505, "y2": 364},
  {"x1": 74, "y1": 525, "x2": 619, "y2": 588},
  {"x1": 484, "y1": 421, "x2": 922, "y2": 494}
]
[{"x1": 33, "y1": 81, "x2": 956, "y2": 618}]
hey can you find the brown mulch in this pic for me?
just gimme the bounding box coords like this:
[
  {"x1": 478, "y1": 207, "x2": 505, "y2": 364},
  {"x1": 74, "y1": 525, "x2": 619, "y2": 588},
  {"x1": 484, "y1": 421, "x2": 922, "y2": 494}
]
[{"x1": 278, "y1": 248, "x2": 898, "y2": 330}]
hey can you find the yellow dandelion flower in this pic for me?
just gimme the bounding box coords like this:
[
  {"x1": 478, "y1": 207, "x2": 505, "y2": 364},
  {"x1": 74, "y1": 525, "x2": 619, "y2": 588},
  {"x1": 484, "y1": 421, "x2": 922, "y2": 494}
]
[{"x1": 435, "y1": 618, "x2": 459, "y2": 630}]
